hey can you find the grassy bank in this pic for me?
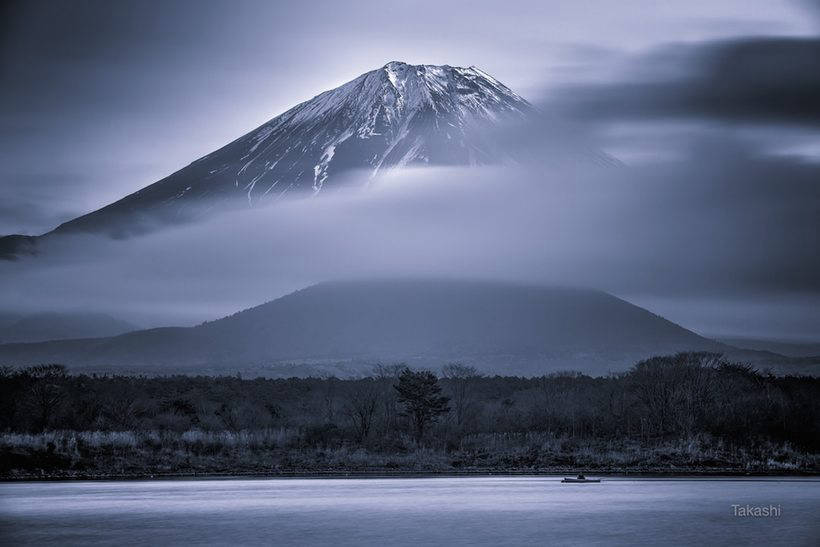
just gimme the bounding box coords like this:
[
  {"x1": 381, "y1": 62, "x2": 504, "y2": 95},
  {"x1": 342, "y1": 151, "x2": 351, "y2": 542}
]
[{"x1": 2, "y1": 430, "x2": 817, "y2": 479}]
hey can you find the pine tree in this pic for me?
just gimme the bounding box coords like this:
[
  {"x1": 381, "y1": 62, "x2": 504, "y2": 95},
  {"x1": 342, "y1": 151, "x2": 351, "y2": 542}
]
[{"x1": 394, "y1": 370, "x2": 450, "y2": 443}]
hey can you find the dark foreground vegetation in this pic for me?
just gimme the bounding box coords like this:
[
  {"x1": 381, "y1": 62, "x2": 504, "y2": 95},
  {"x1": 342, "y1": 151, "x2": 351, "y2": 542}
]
[{"x1": 1, "y1": 353, "x2": 818, "y2": 478}]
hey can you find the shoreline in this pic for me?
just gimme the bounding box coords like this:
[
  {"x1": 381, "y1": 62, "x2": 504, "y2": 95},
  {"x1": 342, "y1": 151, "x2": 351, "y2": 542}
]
[{"x1": 4, "y1": 468, "x2": 819, "y2": 482}]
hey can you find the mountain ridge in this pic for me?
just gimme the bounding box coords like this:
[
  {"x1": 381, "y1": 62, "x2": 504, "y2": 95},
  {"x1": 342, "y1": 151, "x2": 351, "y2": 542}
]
[
  {"x1": 1, "y1": 62, "x2": 534, "y2": 257},
  {"x1": 0, "y1": 278, "x2": 730, "y2": 375},
  {"x1": 0, "y1": 312, "x2": 138, "y2": 344}
]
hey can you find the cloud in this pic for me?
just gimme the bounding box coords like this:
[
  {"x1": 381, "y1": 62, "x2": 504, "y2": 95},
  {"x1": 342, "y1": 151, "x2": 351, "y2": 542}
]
[
  {"x1": 0, "y1": 131, "x2": 818, "y2": 340},
  {"x1": 559, "y1": 37, "x2": 820, "y2": 126}
]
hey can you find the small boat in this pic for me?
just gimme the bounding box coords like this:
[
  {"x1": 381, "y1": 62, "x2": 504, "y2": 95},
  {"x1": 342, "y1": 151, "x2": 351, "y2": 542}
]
[{"x1": 562, "y1": 474, "x2": 601, "y2": 483}]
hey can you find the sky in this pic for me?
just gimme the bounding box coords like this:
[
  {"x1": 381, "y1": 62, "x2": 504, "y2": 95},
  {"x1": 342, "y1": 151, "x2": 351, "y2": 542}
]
[{"x1": 1, "y1": 0, "x2": 819, "y2": 341}]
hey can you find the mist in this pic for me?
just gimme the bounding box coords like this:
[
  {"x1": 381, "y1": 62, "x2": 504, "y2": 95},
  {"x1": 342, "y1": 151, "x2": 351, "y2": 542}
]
[{"x1": 1, "y1": 126, "x2": 817, "y2": 340}]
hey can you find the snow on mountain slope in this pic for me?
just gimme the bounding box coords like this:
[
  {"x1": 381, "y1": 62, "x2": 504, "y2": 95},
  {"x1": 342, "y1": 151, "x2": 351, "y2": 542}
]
[{"x1": 47, "y1": 62, "x2": 535, "y2": 238}]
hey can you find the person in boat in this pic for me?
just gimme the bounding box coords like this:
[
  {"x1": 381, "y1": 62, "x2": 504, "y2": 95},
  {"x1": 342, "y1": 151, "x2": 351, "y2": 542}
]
[{"x1": 577, "y1": 474, "x2": 586, "y2": 480}]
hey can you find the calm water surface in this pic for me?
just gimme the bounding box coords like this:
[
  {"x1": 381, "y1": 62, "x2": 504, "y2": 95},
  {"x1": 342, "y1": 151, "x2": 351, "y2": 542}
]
[{"x1": 1, "y1": 477, "x2": 818, "y2": 545}]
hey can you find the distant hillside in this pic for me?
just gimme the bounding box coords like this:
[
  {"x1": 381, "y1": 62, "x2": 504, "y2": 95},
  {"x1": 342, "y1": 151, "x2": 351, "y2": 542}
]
[
  {"x1": 0, "y1": 279, "x2": 734, "y2": 375},
  {"x1": 0, "y1": 312, "x2": 138, "y2": 344},
  {"x1": 717, "y1": 337, "x2": 820, "y2": 359}
]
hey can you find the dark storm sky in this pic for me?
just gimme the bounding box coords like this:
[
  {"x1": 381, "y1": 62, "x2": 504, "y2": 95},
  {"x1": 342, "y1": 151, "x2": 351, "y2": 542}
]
[{"x1": 0, "y1": 0, "x2": 819, "y2": 340}]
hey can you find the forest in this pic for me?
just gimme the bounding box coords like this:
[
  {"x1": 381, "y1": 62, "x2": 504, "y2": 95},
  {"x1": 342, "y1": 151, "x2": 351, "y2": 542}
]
[{"x1": 1, "y1": 352, "x2": 818, "y2": 477}]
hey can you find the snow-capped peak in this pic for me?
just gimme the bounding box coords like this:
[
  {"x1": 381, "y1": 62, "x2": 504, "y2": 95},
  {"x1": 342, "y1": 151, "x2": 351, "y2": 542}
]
[
  {"x1": 51, "y1": 62, "x2": 535, "y2": 238},
  {"x1": 228, "y1": 61, "x2": 534, "y2": 194},
  {"x1": 283, "y1": 61, "x2": 529, "y2": 132}
]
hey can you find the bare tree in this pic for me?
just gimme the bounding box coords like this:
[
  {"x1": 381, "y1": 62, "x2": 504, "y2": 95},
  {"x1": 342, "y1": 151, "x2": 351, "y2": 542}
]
[
  {"x1": 321, "y1": 375, "x2": 338, "y2": 423},
  {"x1": 630, "y1": 352, "x2": 719, "y2": 438},
  {"x1": 345, "y1": 381, "x2": 380, "y2": 443},
  {"x1": 441, "y1": 363, "x2": 480, "y2": 426},
  {"x1": 372, "y1": 363, "x2": 407, "y2": 436},
  {"x1": 26, "y1": 364, "x2": 67, "y2": 432},
  {"x1": 216, "y1": 402, "x2": 242, "y2": 432}
]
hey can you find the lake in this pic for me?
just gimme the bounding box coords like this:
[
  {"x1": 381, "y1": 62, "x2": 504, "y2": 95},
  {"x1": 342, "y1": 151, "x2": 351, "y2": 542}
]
[{"x1": 1, "y1": 477, "x2": 818, "y2": 545}]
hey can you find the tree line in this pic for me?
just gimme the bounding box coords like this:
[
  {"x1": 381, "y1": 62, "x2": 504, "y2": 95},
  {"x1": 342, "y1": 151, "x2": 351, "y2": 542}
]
[{"x1": 1, "y1": 352, "x2": 817, "y2": 453}]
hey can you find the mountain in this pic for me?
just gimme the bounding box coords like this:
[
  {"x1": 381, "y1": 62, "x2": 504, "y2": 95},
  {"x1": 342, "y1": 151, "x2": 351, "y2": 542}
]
[
  {"x1": 0, "y1": 62, "x2": 534, "y2": 257},
  {"x1": 0, "y1": 312, "x2": 138, "y2": 344},
  {"x1": 0, "y1": 279, "x2": 731, "y2": 375},
  {"x1": 716, "y1": 337, "x2": 820, "y2": 358}
]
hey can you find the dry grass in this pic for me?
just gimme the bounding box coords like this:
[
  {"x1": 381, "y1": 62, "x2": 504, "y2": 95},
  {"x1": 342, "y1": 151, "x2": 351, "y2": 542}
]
[
  {"x1": 1, "y1": 431, "x2": 140, "y2": 450},
  {"x1": 1, "y1": 430, "x2": 817, "y2": 476}
]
